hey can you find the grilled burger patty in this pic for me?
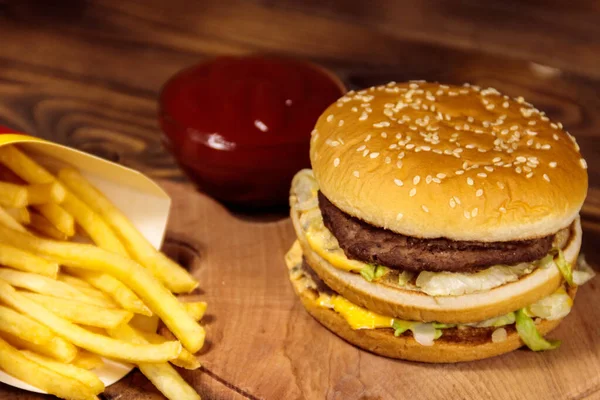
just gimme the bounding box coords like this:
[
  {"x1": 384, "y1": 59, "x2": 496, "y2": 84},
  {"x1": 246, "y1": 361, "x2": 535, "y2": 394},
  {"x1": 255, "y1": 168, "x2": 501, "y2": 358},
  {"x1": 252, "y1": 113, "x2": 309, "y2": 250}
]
[{"x1": 318, "y1": 192, "x2": 554, "y2": 273}]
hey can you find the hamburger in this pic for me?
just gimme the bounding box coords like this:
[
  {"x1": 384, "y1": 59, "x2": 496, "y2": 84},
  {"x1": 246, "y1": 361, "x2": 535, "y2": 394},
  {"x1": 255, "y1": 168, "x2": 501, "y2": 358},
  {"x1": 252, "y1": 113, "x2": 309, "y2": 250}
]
[{"x1": 285, "y1": 81, "x2": 596, "y2": 362}]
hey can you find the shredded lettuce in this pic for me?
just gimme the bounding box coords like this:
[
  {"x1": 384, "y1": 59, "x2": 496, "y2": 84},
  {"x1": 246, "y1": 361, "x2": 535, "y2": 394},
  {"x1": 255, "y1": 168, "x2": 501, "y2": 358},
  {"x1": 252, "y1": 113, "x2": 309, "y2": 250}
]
[
  {"x1": 392, "y1": 320, "x2": 411, "y2": 337},
  {"x1": 434, "y1": 329, "x2": 443, "y2": 340},
  {"x1": 432, "y1": 323, "x2": 456, "y2": 329},
  {"x1": 555, "y1": 250, "x2": 575, "y2": 287},
  {"x1": 475, "y1": 312, "x2": 516, "y2": 328},
  {"x1": 515, "y1": 309, "x2": 560, "y2": 351},
  {"x1": 360, "y1": 264, "x2": 390, "y2": 282}
]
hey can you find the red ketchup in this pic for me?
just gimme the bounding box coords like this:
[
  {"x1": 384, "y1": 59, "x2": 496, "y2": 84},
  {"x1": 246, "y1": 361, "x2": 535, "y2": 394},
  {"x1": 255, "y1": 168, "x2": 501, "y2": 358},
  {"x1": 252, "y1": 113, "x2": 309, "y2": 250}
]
[{"x1": 159, "y1": 56, "x2": 345, "y2": 208}]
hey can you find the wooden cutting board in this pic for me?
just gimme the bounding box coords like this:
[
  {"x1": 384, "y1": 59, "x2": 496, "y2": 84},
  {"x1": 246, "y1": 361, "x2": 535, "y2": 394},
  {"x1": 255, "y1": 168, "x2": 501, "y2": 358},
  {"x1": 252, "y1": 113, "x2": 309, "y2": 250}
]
[{"x1": 2, "y1": 180, "x2": 599, "y2": 400}]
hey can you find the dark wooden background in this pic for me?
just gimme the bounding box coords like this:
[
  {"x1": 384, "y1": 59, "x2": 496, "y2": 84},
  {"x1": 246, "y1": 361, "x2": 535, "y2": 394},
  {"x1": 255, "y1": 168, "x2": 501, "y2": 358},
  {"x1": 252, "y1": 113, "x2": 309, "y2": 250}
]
[{"x1": 0, "y1": 0, "x2": 599, "y2": 399}]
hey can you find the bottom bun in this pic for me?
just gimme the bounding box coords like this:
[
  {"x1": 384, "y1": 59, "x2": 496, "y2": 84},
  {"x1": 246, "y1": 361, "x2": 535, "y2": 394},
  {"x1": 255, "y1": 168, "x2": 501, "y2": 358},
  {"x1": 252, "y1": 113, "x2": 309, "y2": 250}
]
[{"x1": 290, "y1": 273, "x2": 573, "y2": 363}]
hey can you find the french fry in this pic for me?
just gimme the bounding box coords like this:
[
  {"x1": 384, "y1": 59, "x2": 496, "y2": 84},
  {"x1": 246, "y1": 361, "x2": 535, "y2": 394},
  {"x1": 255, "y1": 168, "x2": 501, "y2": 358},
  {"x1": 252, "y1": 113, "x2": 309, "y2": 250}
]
[
  {"x1": 0, "y1": 279, "x2": 182, "y2": 363},
  {"x1": 0, "y1": 146, "x2": 75, "y2": 235},
  {"x1": 4, "y1": 207, "x2": 30, "y2": 224},
  {"x1": 58, "y1": 273, "x2": 95, "y2": 289},
  {"x1": 0, "y1": 205, "x2": 28, "y2": 232},
  {"x1": 59, "y1": 168, "x2": 198, "y2": 293},
  {"x1": 130, "y1": 313, "x2": 160, "y2": 333},
  {"x1": 136, "y1": 329, "x2": 201, "y2": 370},
  {"x1": 0, "y1": 225, "x2": 205, "y2": 353},
  {"x1": 0, "y1": 181, "x2": 27, "y2": 207},
  {"x1": 64, "y1": 267, "x2": 151, "y2": 316},
  {"x1": 33, "y1": 203, "x2": 74, "y2": 237},
  {"x1": 108, "y1": 324, "x2": 201, "y2": 400},
  {"x1": 21, "y1": 350, "x2": 105, "y2": 394},
  {"x1": 71, "y1": 350, "x2": 104, "y2": 370},
  {"x1": 0, "y1": 332, "x2": 77, "y2": 364},
  {"x1": 0, "y1": 268, "x2": 117, "y2": 308},
  {"x1": 0, "y1": 337, "x2": 97, "y2": 400},
  {"x1": 61, "y1": 191, "x2": 128, "y2": 255},
  {"x1": 28, "y1": 211, "x2": 69, "y2": 240},
  {"x1": 182, "y1": 302, "x2": 207, "y2": 321},
  {"x1": 26, "y1": 182, "x2": 67, "y2": 204},
  {"x1": 0, "y1": 305, "x2": 55, "y2": 345},
  {"x1": 20, "y1": 292, "x2": 134, "y2": 329},
  {"x1": 0, "y1": 243, "x2": 59, "y2": 278}
]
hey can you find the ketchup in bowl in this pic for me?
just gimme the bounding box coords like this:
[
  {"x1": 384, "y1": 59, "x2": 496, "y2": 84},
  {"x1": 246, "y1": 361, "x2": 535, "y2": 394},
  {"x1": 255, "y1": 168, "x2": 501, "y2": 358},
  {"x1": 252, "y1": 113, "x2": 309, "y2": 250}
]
[{"x1": 158, "y1": 56, "x2": 345, "y2": 208}]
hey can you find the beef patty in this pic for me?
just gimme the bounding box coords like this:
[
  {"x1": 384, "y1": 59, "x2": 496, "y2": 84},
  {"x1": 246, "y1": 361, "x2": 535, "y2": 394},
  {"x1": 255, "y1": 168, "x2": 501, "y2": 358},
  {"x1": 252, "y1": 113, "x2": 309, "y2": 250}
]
[{"x1": 318, "y1": 192, "x2": 554, "y2": 273}]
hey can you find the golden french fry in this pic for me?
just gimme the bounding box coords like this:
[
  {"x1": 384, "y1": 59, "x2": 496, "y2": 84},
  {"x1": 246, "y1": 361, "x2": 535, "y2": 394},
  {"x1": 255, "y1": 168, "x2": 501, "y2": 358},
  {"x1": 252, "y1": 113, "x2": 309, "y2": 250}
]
[
  {"x1": 4, "y1": 207, "x2": 30, "y2": 224},
  {"x1": 0, "y1": 225, "x2": 205, "y2": 353},
  {"x1": 0, "y1": 243, "x2": 59, "y2": 278},
  {"x1": 21, "y1": 350, "x2": 104, "y2": 394},
  {"x1": 61, "y1": 191, "x2": 128, "y2": 255},
  {"x1": 26, "y1": 182, "x2": 67, "y2": 204},
  {"x1": 0, "y1": 337, "x2": 97, "y2": 400},
  {"x1": 59, "y1": 168, "x2": 198, "y2": 293},
  {"x1": 70, "y1": 350, "x2": 104, "y2": 370},
  {"x1": 108, "y1": 324, "x2": 201, "y2": 400},
  {"x1": 20, "y1": 292, "x2": 133, "y2": 329},
  {"x1": 0, "y1": 268, "x2": 117, "y2": 308},
  {"x1": 182, "y1": 302, "x2": 207, "y2": 321},
  {"x1": 33, "y1": 203, "x2": 74, "y2": 237},
  {"x1": 75, "y1": 286, "x2": 115, "y2": 302},
  {"x1": 64, "y1": 267, "x2": 152, "y2": 316},
  {"x1": 0, "y1": 205, "x2": 28, "y2": 232},
  {"x1": 130, "y1": 313, "x2": 160, "y2": 333},
  {"x1": 58, "y1": 273, "x2": 94, "y2": 289},
  {"x1": 0, "y1": 181, "x2": 27, "y2": 207},
  {"x1": 28, "y1": 211, "x2": 69, "y2": 240},
  {"x1": 0, "y1": 331, "x2": 77, "y2": 364},
  {"x1": 0, "y1": 279, "x2": 182, "y2": 363},
  {"x1": 136, "y1": 329, "x2": 200, "y2": 370},
  {"x1": 0, "y1": 305, "x2": 55, "y2": 345},
  {"x1": 0, "y1": 145, "x2": 56, "y2": 183}
]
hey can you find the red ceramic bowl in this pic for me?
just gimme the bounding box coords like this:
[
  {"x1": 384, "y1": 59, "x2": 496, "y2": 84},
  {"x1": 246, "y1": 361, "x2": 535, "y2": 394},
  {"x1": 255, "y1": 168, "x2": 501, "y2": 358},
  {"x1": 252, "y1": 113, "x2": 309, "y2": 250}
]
[{"x1": 158, "y1": 56, "x2": 345, "y2": 209}]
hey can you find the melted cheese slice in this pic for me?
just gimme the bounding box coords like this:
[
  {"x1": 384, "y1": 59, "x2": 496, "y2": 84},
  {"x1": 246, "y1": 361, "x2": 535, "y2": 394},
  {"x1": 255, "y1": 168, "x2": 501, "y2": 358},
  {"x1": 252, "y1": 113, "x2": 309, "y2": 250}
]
[{"x1": 318, "y1": 294, "x2": 394, "y2": 329}]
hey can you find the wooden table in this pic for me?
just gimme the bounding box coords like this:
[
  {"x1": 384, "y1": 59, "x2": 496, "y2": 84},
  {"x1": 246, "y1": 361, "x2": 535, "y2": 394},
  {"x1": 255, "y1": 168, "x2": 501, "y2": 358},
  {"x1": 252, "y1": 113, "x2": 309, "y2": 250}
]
[{"x1": 0, "y1": 1, "x2": 599, "y2": 399}]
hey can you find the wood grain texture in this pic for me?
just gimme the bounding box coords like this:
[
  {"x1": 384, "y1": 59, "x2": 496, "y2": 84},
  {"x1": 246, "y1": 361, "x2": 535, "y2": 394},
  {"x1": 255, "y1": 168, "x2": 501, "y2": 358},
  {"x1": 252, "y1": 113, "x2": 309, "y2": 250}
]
[{"x1": 0, "y1": 0, "x2": 600, "y2": 398}]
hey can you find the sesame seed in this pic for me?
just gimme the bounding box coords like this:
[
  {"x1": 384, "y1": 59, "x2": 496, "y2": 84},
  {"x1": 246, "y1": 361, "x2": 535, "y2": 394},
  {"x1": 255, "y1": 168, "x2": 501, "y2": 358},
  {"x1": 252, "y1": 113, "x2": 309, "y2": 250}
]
[
  {"x1": 432, "y1": 178, "x2": 441, "y2": 184},
  {"x1": 528, "y1": 120, "x2": 536, "y2": 126},
  {"x1": 499, "y1": 207, "x2": 507, "y2": 213},
  {"x1": 364, "y1": 134, "x2": 372, "y2": 142},
  {"x1": 477, "y1": 173, "x2": 487, "y2": 178},
  {"x1": 553, "y1": 134, "x2": 559, "y2": 141},
  {"x1": 381, "y1": 132, "x2": 388, "y2": 138},
  {"x1": 497, "y1": 182, "x2": 505, "y2": 190},
  {"x1": 389, "y1": 144, "x2": 398, "y2": 149},
  {"x1": 359, "y1": 112, "x2": 368, "y2": 121},
  {"x1": 385, "y1": 156, "x2": 391, "y2": 164},
  {"x1": 409, "y1": 188, "x2": 417, "y2": 197},
  {"x1": 396, "y1": 213, "x2": 404, "y2": 220},
  {"x1": 406, "y1": 144, "x2": 415, "y2": 150},
  {"x1": 550, "y1": 123, "x2": 558, "y2": 129},
  {"x1": 422, "y1": 205, "x2": 429, "y2": 213},
  {"x1": 396, "y1": 161, "x2": 403, "y2": 169},
  {"x1": 437, "y1": 173, "x2": 446, "y2": 179},
  {"x1": 503, "y1": 101, "x2": 509, "y2": 108},
  {"x1": 467, "y1": 177, "x2": 474, "y2": 186},
  {"x1": 357, "y1": 145, "x2": 366, "y2": 151},
  {"x1": 327, "y1": 114, "x2": 334, "y2": 122},
  {"x1": 526, "y1": 172, "x2": 534, "y2": 178},
  {"x1": 515, "y1": 166, "x2": 522, "y2": 174},
  {"x1": 351, "y1": 107, "x2": 358, "y2": 112},
  {"x1": 413, "y1": 176, "x2": 421, "y2": 185},
  {"x1": 541, "y1": 144, "x2": 551, "y2": 150},
  {"x1": 333, "y1": 158, "x2": 340, "y2": 167},
  {"x1": 363, "y1": 149, "x2": 369, "y2": 157},
  {"x1": 426, "y1": 175, "x2": 433, "y2": 184},
  {"x1": 456, "y1": 170, "x2": 465, "y2": 175},
  {"x1": 353, "y1": 171, "x2": 360, "y2": 178},
  {"x1": 338, "y1": 120, "x2": 344, "y2": 127},
  {"x1": 370, "y1": 152, "x2": 380, "y2": 159},
  {"x1": 449, "y1": 198, "x2": 456, "y2": 208},
  {"x1": 543, "y1": 174, "x2": 550, "y2": 182},
  {"x1": 373, "y1": 121, "x2": 391, "y2": 128},
  {"x1": 516, "y1": 156, "x2": 527, "y2": 163},
  {"x1": 454, "y1": 196, "x2": 461, "y2": 205},
  {"x1": 484, "y1": 166, "x2": 494, "y2": 172},
  {"x1": 471, "y1": 208, "x2": 479, "y2": 217},
  {"x1": 476, "y1": 189, "x2": 483, "y2": 197},
  {"x1": 464, "y1": 210, "x2": 471, "y2": 219},
  {"x1": 394, "y1": 178, "x2": 404, "y2": 187},
  {"x1": 580, "y1": 158, "x2": 588, "y2": 169},
  {"x1": 549, "y1": 161, "x2": 557, "y2": 168}
]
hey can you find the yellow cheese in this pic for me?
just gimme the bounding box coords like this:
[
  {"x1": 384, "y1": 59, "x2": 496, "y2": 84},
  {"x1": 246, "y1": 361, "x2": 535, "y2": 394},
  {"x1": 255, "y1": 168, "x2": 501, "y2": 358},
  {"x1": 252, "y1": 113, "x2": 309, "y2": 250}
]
[
  {"x1": 317, "y1": 294, "x2": 394, "y2": 330},
  {"x1": 306, "y1": 228, "x2": 365, "y2": 272}
]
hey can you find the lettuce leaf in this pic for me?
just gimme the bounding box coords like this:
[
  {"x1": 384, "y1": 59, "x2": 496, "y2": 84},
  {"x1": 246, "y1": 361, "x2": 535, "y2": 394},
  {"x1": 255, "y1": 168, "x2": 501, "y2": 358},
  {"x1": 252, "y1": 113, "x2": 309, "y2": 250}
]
[
  {"x1": 515, "y1": 309, "x2": 560, "y2": 351},
  {"x1": 555, "y1": 250, "x2": 575, "y2": 287},
  {"x1": 360, "y1": 265, "x2": 390, "y2": 282},
  {"x1": 392, "y1": 320, "x2": 412, "y2": 337}
]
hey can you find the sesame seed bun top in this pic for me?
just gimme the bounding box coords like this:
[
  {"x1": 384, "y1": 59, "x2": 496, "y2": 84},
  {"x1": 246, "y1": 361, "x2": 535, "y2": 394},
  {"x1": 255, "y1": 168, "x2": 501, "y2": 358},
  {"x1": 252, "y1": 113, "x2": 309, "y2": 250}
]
[{"x1": 309, "y1": 81, "x2": 588, "y2": 241}]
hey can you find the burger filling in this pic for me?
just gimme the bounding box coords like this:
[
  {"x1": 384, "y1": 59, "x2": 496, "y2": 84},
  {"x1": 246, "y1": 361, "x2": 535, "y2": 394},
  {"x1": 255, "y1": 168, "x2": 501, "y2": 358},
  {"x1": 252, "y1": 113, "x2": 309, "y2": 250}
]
[
  {"x1": 286, "y1": 241, "x2": 594, "y2": 350},
  {"x1": 293, "y1": 169, "x2": 575, "y2": 296}
]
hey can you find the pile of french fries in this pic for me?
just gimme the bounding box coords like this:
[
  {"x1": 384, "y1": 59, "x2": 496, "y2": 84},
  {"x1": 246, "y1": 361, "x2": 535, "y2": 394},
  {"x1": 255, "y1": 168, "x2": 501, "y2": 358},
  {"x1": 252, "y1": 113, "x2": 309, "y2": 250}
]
[{"x1": 0, "y1": 145, "x2": 205, "y2": 400}]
